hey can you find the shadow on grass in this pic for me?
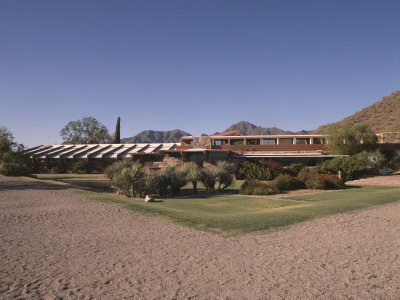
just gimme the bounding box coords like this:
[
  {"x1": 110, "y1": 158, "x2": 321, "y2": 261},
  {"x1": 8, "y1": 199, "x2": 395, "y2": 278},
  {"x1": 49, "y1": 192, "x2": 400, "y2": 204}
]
[{"x1": 344, "y1": 185, "x2": 363, "y2": 189}]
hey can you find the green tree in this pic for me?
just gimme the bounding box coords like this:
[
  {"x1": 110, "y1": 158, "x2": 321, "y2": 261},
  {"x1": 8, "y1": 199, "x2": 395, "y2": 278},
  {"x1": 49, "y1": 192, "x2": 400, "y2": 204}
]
[
  {"x1": 114, "y1": 117, "x2": 121, "y2": 144},
  {"x1": 324, "y1": 123, "x2": 377, "y2": 155},
  {"x1": 0, "y1": 126, "x2": 17, "y2": 153},
  {"x1": 60, "y1": 117, "x2": 112, "y2": 144},
  {"x1": 0, "y1": 126, "x2": 31, "y2": 176}
]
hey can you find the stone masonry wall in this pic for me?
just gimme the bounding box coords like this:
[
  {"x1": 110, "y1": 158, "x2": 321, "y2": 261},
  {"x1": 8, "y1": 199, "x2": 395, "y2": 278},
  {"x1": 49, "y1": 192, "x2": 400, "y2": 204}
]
[
  {"x1": 377, "y1": 132, "x2": 400, "y2": 143},
  {"x1": 193, "y1": 137, "x2": 212, "y2": 149}
]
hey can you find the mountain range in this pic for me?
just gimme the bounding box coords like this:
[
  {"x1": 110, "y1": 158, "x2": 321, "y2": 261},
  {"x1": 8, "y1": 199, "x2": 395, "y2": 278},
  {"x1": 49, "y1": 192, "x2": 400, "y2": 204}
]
[
  {"x1": 121, "y1": 129, "x2": 191, "y2": 144},
  {"x1": 122, "y1": 90, "x2": 400, "y2": 143}
]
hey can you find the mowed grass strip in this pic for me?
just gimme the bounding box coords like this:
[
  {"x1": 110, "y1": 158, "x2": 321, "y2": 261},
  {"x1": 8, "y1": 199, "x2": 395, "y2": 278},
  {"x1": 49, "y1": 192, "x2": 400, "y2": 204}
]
[{"x1": 23, "y1": 177, "x2": 400, "y2": 236}]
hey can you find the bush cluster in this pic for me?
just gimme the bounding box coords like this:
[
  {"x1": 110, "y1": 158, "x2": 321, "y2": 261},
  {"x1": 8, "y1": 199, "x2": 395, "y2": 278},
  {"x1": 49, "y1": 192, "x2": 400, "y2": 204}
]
[
  {"x1": 285, "y1": 163, "x2": 305, "y2": 177},
  {"x1": 319, "y1": 150, "x2": 387, "y2": 182},
  {"x1": 271, "y1": 174, "x2": 303, "y2": 191},
  {"x1": 304, "y1": 173, "x2": 345, "y2": 190},
  {"x1": 240, "y1": 165, "x2": 345, "y2": 195},
  {"x1": 104, "y1": 160, "x2": 236, "y2": 198},
  {"x1": 239, "y1": 180, "x2": 280, "y2": 195},
  {"x1": 238, "y1": 160, "x2": 283, "y2": 181}
]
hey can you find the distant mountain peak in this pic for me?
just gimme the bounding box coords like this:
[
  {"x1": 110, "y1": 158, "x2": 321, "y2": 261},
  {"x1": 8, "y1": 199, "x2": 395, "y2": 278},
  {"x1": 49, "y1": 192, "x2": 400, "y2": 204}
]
[{"x1": 121, "y1": 129, "x2": 191, "y2": 143}]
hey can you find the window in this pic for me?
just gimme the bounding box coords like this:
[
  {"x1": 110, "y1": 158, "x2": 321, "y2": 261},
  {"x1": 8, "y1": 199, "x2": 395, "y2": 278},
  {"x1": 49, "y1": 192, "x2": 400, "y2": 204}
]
[
  {"x1": 279, "y1": 138, "x2": 293, "y2": 145},
  {"x1": 262, "y1": 139, "x2": 276, "y2": 145},
  {"x1": 230, "y1": 139, "x2": 244, "y2": 145},
  {"x1": 182, "y1": 139, "x2": 193, "y2": 146},
  {"x1": 246, "y1": 139, "x2": 260, "y2": 145},
  {"x1": 214, "y1": 139, "x2": 228, "y2": 146},
  {"x1": 313, "y1": 138, "x2": 324, "y2": 144},
  {"x1": 295, "y1": 138, "x2": 309, "y2": 144}
]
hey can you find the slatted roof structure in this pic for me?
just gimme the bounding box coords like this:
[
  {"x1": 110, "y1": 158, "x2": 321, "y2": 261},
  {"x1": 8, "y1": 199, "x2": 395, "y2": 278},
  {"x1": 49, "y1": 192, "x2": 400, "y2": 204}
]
[{"x1": 28, "y1": 143, "x2": 178, "y2": 159}]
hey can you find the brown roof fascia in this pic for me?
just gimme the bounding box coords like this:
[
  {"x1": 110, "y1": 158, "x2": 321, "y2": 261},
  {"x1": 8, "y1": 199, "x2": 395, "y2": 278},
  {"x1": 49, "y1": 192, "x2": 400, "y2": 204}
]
[
  {"x1": 159, "y1": 150, "x2": 182, "y2": 155},
  {"x1": 130, "y1": 153, "x2": 160, "y2": 156}
]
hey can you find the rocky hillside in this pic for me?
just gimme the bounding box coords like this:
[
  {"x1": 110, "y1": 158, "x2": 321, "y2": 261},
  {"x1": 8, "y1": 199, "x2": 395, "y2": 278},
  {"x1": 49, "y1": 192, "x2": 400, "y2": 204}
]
[
  {"x1": 316, "y1": 90, "x2": 400, "y2": 133},
  {"x1": 121, "y1": 129, "x2": 191, "y2": 143},
  {"x1": 224, "y1": 121, "x2": 312, "y2": 135}
]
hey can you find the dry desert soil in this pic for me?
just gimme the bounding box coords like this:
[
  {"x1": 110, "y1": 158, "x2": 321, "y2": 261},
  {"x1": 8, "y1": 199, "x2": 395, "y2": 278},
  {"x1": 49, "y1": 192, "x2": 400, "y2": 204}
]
[{"x1": 1, "y1": 175, "x2": 399, "y2": 299}]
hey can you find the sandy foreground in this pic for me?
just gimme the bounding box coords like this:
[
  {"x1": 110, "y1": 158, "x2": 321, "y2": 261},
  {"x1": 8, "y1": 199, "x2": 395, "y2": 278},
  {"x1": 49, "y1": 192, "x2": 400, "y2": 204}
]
[{"x1": 0, "y1": 176, "x2": 399, "y2": 299}]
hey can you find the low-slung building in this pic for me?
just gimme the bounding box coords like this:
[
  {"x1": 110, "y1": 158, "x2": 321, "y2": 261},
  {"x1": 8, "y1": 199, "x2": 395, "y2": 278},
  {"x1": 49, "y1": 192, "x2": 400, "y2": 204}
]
[{"x1": 27, "y1": 131, "x2": 400, "y2": 173}]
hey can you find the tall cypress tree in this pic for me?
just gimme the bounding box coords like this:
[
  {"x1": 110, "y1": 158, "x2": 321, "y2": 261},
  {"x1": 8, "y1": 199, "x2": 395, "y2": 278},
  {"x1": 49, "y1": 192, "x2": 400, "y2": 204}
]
[{"x1": 114, "y1": 117, "x2": 121, "y2": 144}]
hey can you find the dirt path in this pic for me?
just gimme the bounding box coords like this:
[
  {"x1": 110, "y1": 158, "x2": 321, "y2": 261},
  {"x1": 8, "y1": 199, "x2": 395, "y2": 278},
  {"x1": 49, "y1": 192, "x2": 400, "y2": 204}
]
[
  {"x1": 1, "y1": 176, "x2": 399, "y2": 299},
  {"x1": 347, "y1": 173, "x2": 400, "y2": 186}
]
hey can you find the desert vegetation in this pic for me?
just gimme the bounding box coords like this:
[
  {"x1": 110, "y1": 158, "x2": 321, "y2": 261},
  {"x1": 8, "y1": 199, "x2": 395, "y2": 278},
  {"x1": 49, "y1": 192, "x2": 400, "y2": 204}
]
[
  {"x1": 104, "y1": 159, "x2": 236, "y2": 198},
  {"x1": 238, "y1": 149, "x2": 388, "y2": 195}
]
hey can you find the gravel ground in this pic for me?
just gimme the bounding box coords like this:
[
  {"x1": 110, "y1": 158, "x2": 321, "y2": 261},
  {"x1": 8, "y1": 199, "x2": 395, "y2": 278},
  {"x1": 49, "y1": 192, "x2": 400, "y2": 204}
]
[{"x1": 1, "y1": 175, "x2": 399, "y2": 299}]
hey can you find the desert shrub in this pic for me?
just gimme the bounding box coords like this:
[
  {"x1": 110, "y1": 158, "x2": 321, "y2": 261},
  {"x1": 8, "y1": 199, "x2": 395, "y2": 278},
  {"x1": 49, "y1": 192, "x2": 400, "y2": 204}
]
[
  {"x1": 238, "y1": 160, "x2": 283, "y2": 181},
  {"x1": 108, "y1": 167, "x2": 133, "y2": 197},
  {"x1": 144, "y1": 170, "x2": 168, "y2": 196},
  {"x1": 320, "y1": 157, "x2": 367, "y2": 181},
  {"x1": 215, "y1": 161, "x2": 236, "y2": 191},
  {"x1": 185, "y1": 162, "x2": 202, "y2": 193},
  {"x1": 104, "y1": 159, "x2": 146, "y2": 197},
  {"x1": 161, "y1": 166, "x2": 187, "y2": 195},
  {"x1": 240, "y1": 180, "x2": 279, "y2": 195},
  {"x1": 200, "y1": 167, "x2": 217, "y2": 192},
  {"x1": 305, "y1": 173, "x2": 345, "y2": 190},
  {"x1": 72, "y1": 160, "x2": 90, "y2": 174},
  {"x1": 271, "y1": 174, "x2": 302, "y2": 191},
  {"x1": 104, "y1": 158, "x2": 133, "y2": 179},
  {"x1": 286, "y1": 163, "x2": 305, "y2": 177},
  {"x1": 297, "y1": 167, "x2": 316, "y2": 183},
  {"x1": 321, "y1": 174, "x2": 345, "y2": 189},
  {"x1": 305, "y1": 173, "x2": 325, "y2": 189},
  {"x1": 127, "y1": 162, "x2": 146, "y2": 197}
]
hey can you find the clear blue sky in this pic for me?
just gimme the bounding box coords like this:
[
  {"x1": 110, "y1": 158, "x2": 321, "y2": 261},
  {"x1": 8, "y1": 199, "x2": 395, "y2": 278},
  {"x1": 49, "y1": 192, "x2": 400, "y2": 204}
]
[{"x1": 1, "y1": 0, "x2": 399, "y2": 147}]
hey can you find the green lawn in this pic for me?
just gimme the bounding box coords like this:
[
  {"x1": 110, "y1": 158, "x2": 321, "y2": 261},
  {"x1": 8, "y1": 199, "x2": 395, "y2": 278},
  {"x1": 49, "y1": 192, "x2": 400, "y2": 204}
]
[{"x1": 24, "y1": 176, "x2": 400, "y2": 236}]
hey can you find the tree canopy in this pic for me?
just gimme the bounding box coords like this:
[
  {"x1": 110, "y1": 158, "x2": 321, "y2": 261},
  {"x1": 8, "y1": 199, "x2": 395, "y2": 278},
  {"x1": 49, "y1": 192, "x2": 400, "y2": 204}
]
[
  {"x1": 60, "y1": 117, "x2": 112, "y2": 144},
  {"x1": 0, "y1": 126, "x2": 31, "y2": 176},
  {"x1": 324, "y1": 123, "x2": 377, "y2": 155},
  {"x1": 0, "y1": 126, "x2": 16, "y2": 153}
]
